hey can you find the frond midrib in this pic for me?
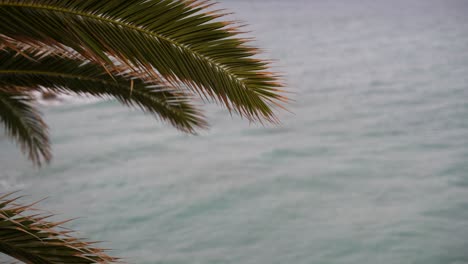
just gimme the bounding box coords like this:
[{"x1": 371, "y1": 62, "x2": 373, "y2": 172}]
[
  {"x1": 0, "y1": 240, "x2": 51, "y2": 264},
  {"x1": 1, "y1": 2, "x2": 246, "y2": 88},
  {"x1": 0, "y1": 69, "x2": 113, "y2": 84}
]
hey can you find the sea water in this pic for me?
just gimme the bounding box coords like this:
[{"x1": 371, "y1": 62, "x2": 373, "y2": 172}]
[{"x1": 1, "y1": 0, "x2": 468, "y2": 263}]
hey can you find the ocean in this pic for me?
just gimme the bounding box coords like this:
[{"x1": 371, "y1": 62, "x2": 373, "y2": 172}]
[{"x1": 1, "y1": 0, "x2": 468, "y2": 263}]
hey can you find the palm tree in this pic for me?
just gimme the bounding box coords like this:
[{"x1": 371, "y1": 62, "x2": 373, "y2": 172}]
[{"x1": 0, "y1": 0, "x2": 286, "y2": 262}]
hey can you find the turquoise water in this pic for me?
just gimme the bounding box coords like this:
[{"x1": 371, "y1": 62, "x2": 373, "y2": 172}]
[{"x1": 1, "y1": 0, "x2": 468, "y2": 263}]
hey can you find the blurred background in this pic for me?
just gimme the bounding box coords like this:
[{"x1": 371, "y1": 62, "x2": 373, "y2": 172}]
[{"x1": 1, "y1": 0, "x2": 468, "y2": 263}]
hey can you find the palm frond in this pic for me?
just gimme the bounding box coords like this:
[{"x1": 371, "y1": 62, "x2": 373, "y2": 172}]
[
  {"x1": 0, "y1": 192, "x2": 118, "y2": 263},
  {"x1": 0, "y1": 87, "x2": 50, "y2": 166},
  {"x1": 0, "y1": 0, "x2": 287, "y2": 122},
  {"x1": 0, "y1": 48, "x2": 207, "y2": 134}
]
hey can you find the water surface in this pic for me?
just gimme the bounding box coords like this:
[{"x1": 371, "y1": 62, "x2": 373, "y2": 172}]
[{"x1": 1, "y1": 0, "x2": 468, "y2": 263}]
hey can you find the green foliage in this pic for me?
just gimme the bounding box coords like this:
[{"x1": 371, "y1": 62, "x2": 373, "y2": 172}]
[
  {"x1": 0, "y1": 1, "x2": 286, "y2": 262},
  {"x1": 0, "y1": 193, "x2": 118, "y2": 263},
  {"x1": 0, "y1": 0, "x2": 286, "y2": 120},
  {"x1": 0, "y1": 0, "x2": 286, "y2": 166},
  {"x1": 0, "y1": 48, "x2": 208, "y2": 166},
  {"x1": 0, "y1": 88, "x2": 50, "y2": 166}
]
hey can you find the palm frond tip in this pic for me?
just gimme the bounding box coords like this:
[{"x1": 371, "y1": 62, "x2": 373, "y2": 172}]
[
  {"x1": 0, "y1": 193, "x2": 118, "y2": 263},
  {"x1": 0, "y1": 88, "x2": 51, "y2": 166}
]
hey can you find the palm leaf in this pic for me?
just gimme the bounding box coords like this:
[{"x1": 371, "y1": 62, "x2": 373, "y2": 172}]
[
  {"x1": 0, "y1": 0, "x2": 286, "y2": 122},
  {"x1": 0, "y1": 48, "x2": 207, "y2": 133},
  {"x1": 0, "y1": 87, "x2": 50, "y2": 166},
  {"x1": 0, "y1": 193, "x2": 118, "y2": 263}
]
